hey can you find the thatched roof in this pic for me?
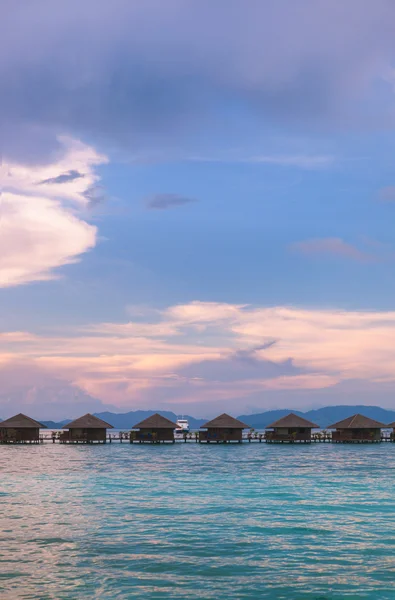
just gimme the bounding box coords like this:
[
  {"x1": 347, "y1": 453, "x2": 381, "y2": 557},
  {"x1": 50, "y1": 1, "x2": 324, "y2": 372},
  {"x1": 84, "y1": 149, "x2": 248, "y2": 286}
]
[
  {"x1": 266, "y1": 412, "x2": 319, "y2": 429},
  {"x1": 387, "y1": 422, "x2": 395, "y2": 428},
  {"x1": 63, "y1": 414, "x2": 114, "y2": 429},
  {"x1": 133, "y1": 413, "x2": 178, "y2": 429},
  {"x1": 327, "y1": 414, "x2": 386, "y2": 429},
  {"x1": 201, "y1": 413, "x2": 250, "y2": 429},
  {"x1": 0, "y1": 413, "x2": 47, "y2": 429}
]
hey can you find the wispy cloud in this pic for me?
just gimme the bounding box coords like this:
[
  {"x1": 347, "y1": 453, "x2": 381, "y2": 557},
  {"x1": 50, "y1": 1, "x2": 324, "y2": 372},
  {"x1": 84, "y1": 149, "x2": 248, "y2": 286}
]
[
  {"x1": 187, "y1": 154, "x2": 334, "y2": 169},
  {"x1": 145, "y1": 193, "x2": 197, "y2": 210},
  {"x1": 378, "y1": 186, "x2": 395, "y2": 202},
  {"x1": 39, "y1": 169, "x2": 84, "y2": 185},
  {"x1": 290, "y1": 238, "x2": 373, "y2": 262},
  {"x1": 248, "y1": 154, "x2": 334, "y2": 169},
  {"x1": 82, "y1": 185, "x2": 108, "y2": 210}
]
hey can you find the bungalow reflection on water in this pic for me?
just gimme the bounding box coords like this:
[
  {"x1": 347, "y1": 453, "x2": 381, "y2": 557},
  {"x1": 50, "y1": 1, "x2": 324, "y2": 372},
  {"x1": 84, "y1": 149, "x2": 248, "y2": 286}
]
[{"x1": 0, "y1": 411, "x2": 395, "y2": 446}]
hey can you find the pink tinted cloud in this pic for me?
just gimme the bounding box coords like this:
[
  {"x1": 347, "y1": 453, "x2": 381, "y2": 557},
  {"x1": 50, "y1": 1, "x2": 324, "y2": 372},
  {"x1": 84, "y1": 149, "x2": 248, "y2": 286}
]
[
  {"x1": 378, "y1": 186, "x2": 395, "y2": 202},
  {"x1": 290, "y1": 238, "x2": 373, "y2": 262},
  {"x1": 2, "y1": 302, "x2": 395, "y2": 416}
]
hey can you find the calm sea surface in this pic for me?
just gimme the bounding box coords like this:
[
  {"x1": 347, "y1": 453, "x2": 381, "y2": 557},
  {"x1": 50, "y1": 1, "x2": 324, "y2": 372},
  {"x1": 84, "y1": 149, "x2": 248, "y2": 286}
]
[{"x1": 1, "y1": 443, "x2": 395, "y2": 599}]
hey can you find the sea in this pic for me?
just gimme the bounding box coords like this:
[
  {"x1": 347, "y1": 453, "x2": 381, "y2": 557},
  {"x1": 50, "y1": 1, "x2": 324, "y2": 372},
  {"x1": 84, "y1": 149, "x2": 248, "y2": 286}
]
[{"x1": 1, "y1": 442, "x2": 395, "y2": 599}]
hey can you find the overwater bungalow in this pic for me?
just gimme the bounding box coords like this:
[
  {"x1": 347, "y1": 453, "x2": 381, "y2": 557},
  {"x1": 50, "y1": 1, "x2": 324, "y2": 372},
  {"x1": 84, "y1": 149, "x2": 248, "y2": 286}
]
[
  {"x1": 199, "y1": 413, "x2": 250, "y2": 443},
  {"x1": 131, "y1": 413, "x2": 178, "y2": 443},
  {"x1": 327, "y1": 414, "x2": 385, "y2": 443},
  {"x1": 0, "y1": 413, "x2": 47, "y2": 444},
  {"x1": 265, "y1": 413, "x2": 319, "y2": 443},
  {"x1": 60, "y1": 414, "x2": 113, "y2": 443}
]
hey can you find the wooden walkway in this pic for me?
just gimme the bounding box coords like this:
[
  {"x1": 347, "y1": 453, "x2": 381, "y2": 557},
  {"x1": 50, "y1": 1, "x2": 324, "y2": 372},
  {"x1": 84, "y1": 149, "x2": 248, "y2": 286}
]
[{"x1": 15, "y1": 433, "x2": 392, "y2": 445}]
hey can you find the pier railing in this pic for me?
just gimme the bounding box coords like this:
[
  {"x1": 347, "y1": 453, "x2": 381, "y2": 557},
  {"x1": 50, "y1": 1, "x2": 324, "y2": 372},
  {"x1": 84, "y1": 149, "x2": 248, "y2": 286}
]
[{"x1": 18, "y1": 430, "x2": 393, "y2": 444}]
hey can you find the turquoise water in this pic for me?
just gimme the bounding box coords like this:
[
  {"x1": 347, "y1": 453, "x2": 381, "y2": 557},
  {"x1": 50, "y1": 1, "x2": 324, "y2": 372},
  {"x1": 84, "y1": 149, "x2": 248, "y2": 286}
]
[{"x1": 1, "y1": 444, "x2": 395, "y2": 599}]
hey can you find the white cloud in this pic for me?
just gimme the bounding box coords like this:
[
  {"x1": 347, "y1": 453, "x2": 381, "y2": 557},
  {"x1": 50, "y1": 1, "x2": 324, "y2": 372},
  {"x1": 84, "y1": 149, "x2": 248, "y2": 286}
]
[
  {"x1": 164, "y1": 301, "x2": 246, "y2": 325},
  {"x1": 0, "y1": 137, "x2": 105, "y2": 287},
  {"x1": 3, "y1": 136, "x2": 107, "y2": 206},
  {"x1": 0, "y1": 192, "x2": 96, "y2": 287}
]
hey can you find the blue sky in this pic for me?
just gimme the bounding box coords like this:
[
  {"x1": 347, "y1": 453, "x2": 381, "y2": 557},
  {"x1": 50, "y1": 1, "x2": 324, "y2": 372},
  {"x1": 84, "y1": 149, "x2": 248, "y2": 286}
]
[{"x1": 1, "y1": 0, "x2": 395, "y2": 419}]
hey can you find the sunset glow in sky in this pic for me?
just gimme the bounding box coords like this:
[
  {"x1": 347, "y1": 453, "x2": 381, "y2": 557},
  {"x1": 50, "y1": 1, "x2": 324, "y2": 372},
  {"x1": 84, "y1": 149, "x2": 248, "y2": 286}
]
[{"x1": 2, "y1": 1, "x2": 395, "y2": 419}]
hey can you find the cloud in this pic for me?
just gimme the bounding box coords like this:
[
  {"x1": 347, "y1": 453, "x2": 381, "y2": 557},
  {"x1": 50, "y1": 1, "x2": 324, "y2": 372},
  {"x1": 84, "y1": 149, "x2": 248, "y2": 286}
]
[
  {"x1": 186, "y1": 153, "x2": 334, "y2": 169},
  {"x1": 2, "y1": 1, "x2": 395, "y2": 164},
  {"x1": 246, "y1": 154, "x2": 334, "y2": 169},
  {"x1": 179, "y1": 348, "x2": 297, "y2": 383},
  {"x1": 1, "y1": 137, "x2": 105, "y2": 287},
  {"x1": 82, "y1": 185, "x2": 108, "y2": 209},
  {"x1": 0, "y1": 192, "x2": 96, "y2": 287},
  {"x1": 39, "y1": 169, "x2": 84, "y2": 185},
  {"x1": 232, "y1": 341, "x2": 278, "y2": 365},
  {"x1": 164, "y1": 300, "x2": 247, "y2": 324},
  {"x1": 4, "y1": 136, "x2": 108, "y2": 206},
  {"x1": 3, "y1": 301, "x2": 395, "y2": 413},
  {"x1": 378, "y1": 186, "x2": 395, "y2": 201},
  {"x1": 259, "y1": 374, "x2": 338, "y2": 390},
  {"x1": 0, "y1": 365, "x2": 117, "y2": 420},
  {"x1": 145, "y1": 193, "x2": 197, "y2": 210},
  {"x1": 290, "y1": 238, "x2": 373, "y2": 262}
]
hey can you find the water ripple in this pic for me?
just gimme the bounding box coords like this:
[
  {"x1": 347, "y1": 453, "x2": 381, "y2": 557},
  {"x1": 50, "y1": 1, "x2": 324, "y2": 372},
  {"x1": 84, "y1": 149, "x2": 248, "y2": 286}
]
[{"x1": 1, "y1": 444, "x2": 395, "y2": 598}]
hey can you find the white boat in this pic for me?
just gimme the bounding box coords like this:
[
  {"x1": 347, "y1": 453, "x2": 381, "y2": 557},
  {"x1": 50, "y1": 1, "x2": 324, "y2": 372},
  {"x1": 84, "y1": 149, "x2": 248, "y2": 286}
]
[{"x1": 175, "y1": 418, "x2": 190, "y2": 434}]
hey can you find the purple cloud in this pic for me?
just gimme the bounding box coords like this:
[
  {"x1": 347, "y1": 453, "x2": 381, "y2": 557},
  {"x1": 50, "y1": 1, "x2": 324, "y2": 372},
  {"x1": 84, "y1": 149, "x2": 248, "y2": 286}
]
[
  {"x1": 290, "y1": 238, "x2": 373, "y2": 262},
  {"x1": 378, "y1": 186, "x2": 395, "y2": 202},
  {"x1": 145, "y1": 193, "x2": 197, "y2": 210},
  {"x1": 2, "y1": 1, "x2": 395, "y2": 163},
  {"x1": 40, "y1": 169, "x2": 84, "y2": 185}
]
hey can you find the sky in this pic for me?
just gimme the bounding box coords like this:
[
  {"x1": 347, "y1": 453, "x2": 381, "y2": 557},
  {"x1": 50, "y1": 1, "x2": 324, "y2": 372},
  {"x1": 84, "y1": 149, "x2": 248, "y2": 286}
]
[{"x1": 2, "y1": 0, "x2": 395, "y2": 419}]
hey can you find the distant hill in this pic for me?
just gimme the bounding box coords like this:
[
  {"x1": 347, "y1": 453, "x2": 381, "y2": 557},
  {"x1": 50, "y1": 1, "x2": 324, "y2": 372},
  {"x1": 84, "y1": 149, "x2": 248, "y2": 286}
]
[
  {"x1": 23, "y1": 405, "x2": 395, "y2": 430},
  {"x1": 237, "y1": 409, "x2": 306, "y2": 429},
  {"x1": 237, "y1": 405, "x2": 395, "y2": 429},
  {"x1": 40, "y1": 411, "x2": 206, "y2": 430},
  {"x1": 94, "y1": 410, "x2": 207, "y2": 430},
  {"x1": 304, "y1": 405, "x2": 395, "y2": 428},
  {"x1": 41, "y1": 419, "x2": 71, "y2": 429}
]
